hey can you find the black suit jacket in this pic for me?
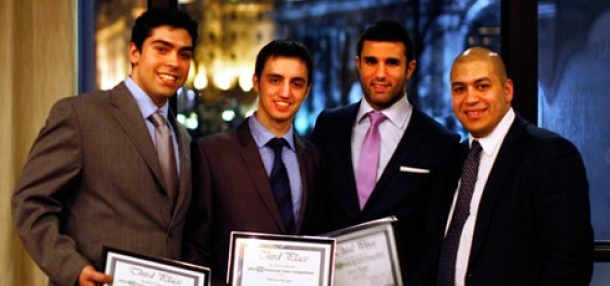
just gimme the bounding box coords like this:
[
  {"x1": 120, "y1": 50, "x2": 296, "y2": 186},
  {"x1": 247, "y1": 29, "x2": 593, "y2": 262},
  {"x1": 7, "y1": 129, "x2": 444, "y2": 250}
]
[
  {"x1": 311, "y1": 101, "x2": 463, "y2": 282},
  {"x1": 183, "y1": 118, "x2": 324, "y2": 285},
  {"x1": 436, "y1": 114, "x2": 593, "y2": 285}
]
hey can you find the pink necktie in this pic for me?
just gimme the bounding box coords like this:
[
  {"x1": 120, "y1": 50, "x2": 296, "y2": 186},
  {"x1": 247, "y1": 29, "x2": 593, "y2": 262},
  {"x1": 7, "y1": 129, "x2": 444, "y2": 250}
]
[{"x1": 356, "y1": 111, "x2": 387, "y2": 209}]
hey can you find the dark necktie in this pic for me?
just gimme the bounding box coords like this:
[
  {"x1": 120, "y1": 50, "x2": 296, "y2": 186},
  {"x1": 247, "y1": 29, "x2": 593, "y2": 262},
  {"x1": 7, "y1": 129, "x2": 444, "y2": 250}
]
[
  {"x1": 437, "y1": 140, "x2": 483, "y2": 286},
  {"x1": 149, "y1": 112, "x2": 178, "y2": 204},
  {"x1": 355, "y1": 111, "x2": 387, "y2": 209},
  {"x1": 267, "y1": 138, "x2": 295, "y2": 235}
]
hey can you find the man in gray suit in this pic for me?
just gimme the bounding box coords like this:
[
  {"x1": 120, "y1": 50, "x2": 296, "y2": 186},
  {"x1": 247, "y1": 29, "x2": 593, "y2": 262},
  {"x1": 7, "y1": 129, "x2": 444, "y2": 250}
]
[
  {"x1": 11, "y1": 8, "x2": 198, "y2": 286},
  {"x1": 183, "y1": 39, "x2": 324, "y2": 286}
]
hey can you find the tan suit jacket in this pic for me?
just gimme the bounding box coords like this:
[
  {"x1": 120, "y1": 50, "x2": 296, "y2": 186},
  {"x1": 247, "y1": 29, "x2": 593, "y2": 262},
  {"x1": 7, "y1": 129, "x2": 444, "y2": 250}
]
[
  {"x1": 183, "y1": 118, "x2": 324, "y2": 285},
  {"x1": 12, "y1": 83, "x2": 192, "y2": 286}
]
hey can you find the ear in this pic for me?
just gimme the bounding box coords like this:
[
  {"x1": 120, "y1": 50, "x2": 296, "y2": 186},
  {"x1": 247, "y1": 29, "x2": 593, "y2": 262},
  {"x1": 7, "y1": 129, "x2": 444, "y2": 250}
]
[
  {"x1": 504, "y1": 78, "x2": 514, "y2": 103},
  {"x1": 355, "y1": 56, "x2": 361, "y2": 73},
  {"x1": 129, "y1": 43, "x2": 140, "y2": 66},
  {"x1": 252, "y1": 74, "x2": 260, "y2": 93},
  {"x1": 405, "y1": 59, "x2": 417, "y2": 80},
  {"x1": 304, "y1": 84, "x2": 312, "y2": 100}
]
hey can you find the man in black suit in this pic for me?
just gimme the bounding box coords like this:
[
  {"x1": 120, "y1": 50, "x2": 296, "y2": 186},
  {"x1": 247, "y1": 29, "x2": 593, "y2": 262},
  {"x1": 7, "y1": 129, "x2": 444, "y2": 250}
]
[
  {"x1": 435, "y1": 46, "x2": 593, "y2": 286},
  {"x1": 311, "y1": 20, "x2": 463, "y2": 283}
]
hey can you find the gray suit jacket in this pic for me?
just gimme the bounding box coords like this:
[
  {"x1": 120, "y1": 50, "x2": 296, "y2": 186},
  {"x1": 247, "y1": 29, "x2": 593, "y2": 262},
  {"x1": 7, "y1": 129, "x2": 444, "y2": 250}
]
[
  {"x1": 183, "y1": 118, "x2": 324, "y2": 285},
  {"x1": 12, "y1": 83, "x2": 192, "y2": 286}
]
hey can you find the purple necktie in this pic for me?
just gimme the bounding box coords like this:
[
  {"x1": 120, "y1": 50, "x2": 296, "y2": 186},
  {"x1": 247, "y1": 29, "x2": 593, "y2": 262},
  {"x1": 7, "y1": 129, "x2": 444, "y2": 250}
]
[
  {"x1": 149, "y1": 112, "x2": 178, "y2": 204},
  {"x1": 356, "y1": 111, "x2": 387, "y2": 209},
  {"x1": 437, "y1": 140, "x2": 483, "y2": 286}
]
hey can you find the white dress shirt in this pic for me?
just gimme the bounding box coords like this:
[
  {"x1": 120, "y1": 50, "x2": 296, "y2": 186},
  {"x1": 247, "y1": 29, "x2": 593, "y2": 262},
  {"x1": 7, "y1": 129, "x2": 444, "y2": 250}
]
[
  {"x1": 351, "y1": 95, "x2": 412, "y2": 181},
  {"x1": 447, "y1": 108, "x2": 515, "y2": 286}
]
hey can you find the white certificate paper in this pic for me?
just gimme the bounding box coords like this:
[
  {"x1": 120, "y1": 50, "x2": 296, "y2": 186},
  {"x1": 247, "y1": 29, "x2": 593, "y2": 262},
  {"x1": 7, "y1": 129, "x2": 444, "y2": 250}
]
[
  {"x1": 102, "y1": 246, "x2": 210, "y2": 286},
  {"x1": 326, "y1": 216, "x2": 403, "y2": 286},
  {"x1": 228, "y1": 232, "x2": 335, "y2": 286}
]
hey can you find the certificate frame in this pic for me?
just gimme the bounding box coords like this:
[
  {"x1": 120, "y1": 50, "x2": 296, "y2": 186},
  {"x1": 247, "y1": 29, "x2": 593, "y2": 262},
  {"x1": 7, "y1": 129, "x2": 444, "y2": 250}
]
[
  {"x1": 324, "y1": 216, "x2": 403, "y2": 286},
  {"x1": 227, "y1": 231, "x2": 336, "y2": 286},
  {"x1": 102, "y1": 246, "x2": 211, "y2": 286}
]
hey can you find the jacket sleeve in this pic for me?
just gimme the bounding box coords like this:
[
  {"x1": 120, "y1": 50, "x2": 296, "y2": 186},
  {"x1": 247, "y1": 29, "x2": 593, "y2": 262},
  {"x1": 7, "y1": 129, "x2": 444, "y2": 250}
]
[
  {"x1": 535, "y1": 136, "x2": 593, "y2": 285},
  {"x1": 182, "y1": 138, "x2": 213, "y2": 267},
  {"x1": 11, "y1": 98, "x2": 90, "y2": 286}
]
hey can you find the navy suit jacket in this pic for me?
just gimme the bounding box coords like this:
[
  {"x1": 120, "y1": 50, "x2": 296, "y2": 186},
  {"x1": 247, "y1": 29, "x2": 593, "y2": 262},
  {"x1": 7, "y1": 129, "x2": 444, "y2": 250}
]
[
  {"x1": 183, "y1": 118, "x2": 324, "y2": 285},
  {"x1": 311, "y1": 101, "x2": 463, "y2": 282},
  {"x1": 434, "y1": 114, "x2": 593, "y2": 285}
]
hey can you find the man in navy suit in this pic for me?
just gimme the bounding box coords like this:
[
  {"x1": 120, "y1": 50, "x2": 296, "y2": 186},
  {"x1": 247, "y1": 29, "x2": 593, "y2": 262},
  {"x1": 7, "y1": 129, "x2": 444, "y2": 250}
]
[
  {"x1": 435, "y1": 46, "x2": 593, "y2": 286},
  {"x1": 311, "y1": 20, "x2": 463, "y2": 283}
]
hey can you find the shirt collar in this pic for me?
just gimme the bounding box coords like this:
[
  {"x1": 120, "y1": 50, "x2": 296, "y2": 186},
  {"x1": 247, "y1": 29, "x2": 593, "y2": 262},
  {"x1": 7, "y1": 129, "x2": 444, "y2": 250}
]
[
  {"x1": 469, "y1": 108, "x2": 515, "y2": 155},
  {"x1": 248, "y1": 115, "x2": 296, "y2": 151},
  {"x1": 356, "y1": 93, "x2": 412, "y2": 129},
  {"x1": 124, "y1": 76, "x2": 170, "y2": 119}
]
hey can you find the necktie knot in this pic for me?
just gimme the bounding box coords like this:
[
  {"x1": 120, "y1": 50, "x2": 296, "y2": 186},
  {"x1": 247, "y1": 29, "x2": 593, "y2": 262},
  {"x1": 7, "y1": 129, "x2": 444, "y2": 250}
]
[
  {"x1": 368, "y1": 111, "x2": 387, "y2": 127},
  {"x1": 469, "y1": 140, "x2": 483, "y2": 157},
  {"x1": 149, "y1": 112, "x2": 168, "y2": 128},
  {"x1": 267, "y1": 137, "x2": 288, "y2": 156}
]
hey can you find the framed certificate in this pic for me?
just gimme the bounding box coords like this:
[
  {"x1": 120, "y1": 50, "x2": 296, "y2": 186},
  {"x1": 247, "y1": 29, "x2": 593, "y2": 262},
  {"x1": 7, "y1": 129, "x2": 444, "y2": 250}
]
[
  {"x1": 102, "y1": 246, "x2": 211, "y2": 286},
  {"x1": 325, "y1": 216, "x2": 403, "y2": 286},
  {"x1": 227, "y1": 231, "x2": 336, "y2": 286}
]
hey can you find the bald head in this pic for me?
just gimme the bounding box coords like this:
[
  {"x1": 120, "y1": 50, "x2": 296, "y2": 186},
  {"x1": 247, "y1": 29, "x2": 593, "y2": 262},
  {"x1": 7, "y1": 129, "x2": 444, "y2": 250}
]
[
  {"x1": 450, "y1": 46, "x2": 513, "y2": 138},
  {"x1": 452, "y1": 47, "x2": 508, "y2": 83}
]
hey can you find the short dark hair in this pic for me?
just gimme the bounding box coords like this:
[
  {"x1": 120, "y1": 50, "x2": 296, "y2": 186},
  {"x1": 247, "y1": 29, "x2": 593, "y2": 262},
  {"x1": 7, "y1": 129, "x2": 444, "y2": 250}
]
[
  {"x1": 130, "y1": 7, "x2": 199, "y2": 51},
  {"x1": 356, "y1": 20, "x2": 415, "y2": 62},
  {"x1": 254, "y1": 39, "x2": 313, "y2": 85}
]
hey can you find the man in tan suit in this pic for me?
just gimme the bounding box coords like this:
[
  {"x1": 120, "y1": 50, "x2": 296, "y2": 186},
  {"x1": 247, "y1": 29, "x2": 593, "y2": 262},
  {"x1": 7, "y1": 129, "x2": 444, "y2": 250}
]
[
  {"x1": 183, "y1": 39, "x2": 325, "y2": 285},
  {"x1": 11, "y1": 8, "x2": 198, "y2": 286}
]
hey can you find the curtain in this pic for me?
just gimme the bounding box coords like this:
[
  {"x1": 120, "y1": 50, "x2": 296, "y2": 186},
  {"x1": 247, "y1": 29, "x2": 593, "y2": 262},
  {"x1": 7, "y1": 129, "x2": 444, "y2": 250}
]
[{"x1": 1, "y1": 0, "x2": 76, "y2": 284}]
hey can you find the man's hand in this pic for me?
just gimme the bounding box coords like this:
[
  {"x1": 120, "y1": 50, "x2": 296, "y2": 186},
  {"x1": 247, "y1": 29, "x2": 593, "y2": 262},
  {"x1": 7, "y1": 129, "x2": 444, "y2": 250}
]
[{"x1": 78, "y1": 265, "x2": 113, "y2": 286}]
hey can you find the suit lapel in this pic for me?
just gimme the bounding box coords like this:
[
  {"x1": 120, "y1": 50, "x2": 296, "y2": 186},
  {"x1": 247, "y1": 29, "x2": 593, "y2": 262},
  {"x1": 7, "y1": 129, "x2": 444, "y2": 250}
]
[
  {"x1": 469, "y1": 116, "x2": 527, "y2": 261},
  {"x1": 363, "y1": 106, "x2": 426, "y2": 210},
  {"x1": 336, "y1": 104, "x2": 364, "y2": 214},
  {"x1": 109, "y1": 83, "x2": 165, "y2": 189},
  {"x1": 294, "y1": 134, "x2": 312, "y2": 233},
  {"x1": 168, "y1": 111, "x2": 191, "y2": 219},
  {"x1": 236, "y1": 120, "x2": 286, "y2": 232}
]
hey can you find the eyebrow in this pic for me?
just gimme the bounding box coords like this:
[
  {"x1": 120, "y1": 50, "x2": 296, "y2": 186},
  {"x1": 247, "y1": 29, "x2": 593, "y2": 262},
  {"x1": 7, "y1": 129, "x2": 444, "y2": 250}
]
[
  {"x1": 266, "y1": 73, "x2": 307, "y2": 82},
  {"x1": 453, "y1": 77, "x2": 491, "y2": 84},
  {"x1": 474, "y1": 77, "x2": 492, "y2": 84},
  {"x1": 362, "y1": 55, "x2": 401, "y2": 62},
  {"x1": 151, "y1": 39, "x2": 194, "y2": 52}
]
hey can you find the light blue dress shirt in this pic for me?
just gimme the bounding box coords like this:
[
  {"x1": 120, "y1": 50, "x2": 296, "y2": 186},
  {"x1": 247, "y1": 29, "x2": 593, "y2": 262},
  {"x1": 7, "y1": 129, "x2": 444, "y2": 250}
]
[
  {"x1": 248, "y1": 115, "x2": 303, "y2": 223},
  {"x1": 124, "y1": 77, "x2": 181, "y2": 173}
]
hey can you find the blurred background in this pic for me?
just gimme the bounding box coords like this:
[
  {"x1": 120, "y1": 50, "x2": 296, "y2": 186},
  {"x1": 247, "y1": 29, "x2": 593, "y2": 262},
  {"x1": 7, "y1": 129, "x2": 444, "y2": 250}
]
[{"x1": 85, "y1": 0, "x2": 503, "y2": 139}]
